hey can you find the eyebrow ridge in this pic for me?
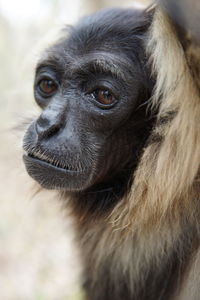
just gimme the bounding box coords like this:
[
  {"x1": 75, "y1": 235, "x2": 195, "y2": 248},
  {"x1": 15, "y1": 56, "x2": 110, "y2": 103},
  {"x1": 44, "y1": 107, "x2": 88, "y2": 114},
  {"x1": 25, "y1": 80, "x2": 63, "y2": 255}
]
[{"x1": 71, "y1": 52, "x2": 131, "y2": 80}]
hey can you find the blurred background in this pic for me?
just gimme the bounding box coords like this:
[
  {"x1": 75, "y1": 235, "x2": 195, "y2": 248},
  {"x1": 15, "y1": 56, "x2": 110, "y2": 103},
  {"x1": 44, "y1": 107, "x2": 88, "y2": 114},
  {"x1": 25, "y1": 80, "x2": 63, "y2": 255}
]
[{"x1": 0, "y1": 0, "x2": 149, "y2": 299}]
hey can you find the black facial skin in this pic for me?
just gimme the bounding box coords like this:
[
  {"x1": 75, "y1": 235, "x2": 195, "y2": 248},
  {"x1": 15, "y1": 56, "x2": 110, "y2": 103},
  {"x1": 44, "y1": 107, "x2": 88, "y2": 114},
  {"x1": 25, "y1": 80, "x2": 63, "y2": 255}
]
[{"x1": 23, "y1": 8, "x2": 155, "y2": 213}]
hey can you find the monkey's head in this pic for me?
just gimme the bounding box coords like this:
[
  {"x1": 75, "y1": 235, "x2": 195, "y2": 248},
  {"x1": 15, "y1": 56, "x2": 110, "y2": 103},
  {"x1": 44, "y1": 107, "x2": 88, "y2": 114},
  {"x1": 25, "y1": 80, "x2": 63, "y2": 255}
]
[{"x1": 23, "y1": 8, "x2": 154, "y2": 193}]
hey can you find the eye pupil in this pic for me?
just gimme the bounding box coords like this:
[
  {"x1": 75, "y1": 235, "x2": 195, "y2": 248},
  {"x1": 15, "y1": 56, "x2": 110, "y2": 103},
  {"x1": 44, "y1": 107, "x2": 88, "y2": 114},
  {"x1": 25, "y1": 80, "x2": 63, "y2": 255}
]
[
  {"x1": 93, "y1": 89, "x2": 115, "y2": 105},
  {"x1": 39, "y1": 79, "x2": 57, "y2": 95}
]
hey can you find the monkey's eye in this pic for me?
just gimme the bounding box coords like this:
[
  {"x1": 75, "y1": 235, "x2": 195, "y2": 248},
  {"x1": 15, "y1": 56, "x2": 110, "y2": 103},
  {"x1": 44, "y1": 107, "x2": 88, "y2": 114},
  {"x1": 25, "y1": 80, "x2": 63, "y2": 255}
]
[
  {"x1": 91, "y1": 89, "x2": 116, "y2": 106},
  {"x1": 38, "y1": 78, "x2": 58, "y2": 97}
]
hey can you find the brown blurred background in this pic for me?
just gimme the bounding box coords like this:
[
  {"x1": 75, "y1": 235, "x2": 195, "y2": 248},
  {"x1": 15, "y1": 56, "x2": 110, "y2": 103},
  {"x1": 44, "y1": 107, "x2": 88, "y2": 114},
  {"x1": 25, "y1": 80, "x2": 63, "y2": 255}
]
[{"x1": 0, "y1": 0, "x2": 149, "y2": 299}]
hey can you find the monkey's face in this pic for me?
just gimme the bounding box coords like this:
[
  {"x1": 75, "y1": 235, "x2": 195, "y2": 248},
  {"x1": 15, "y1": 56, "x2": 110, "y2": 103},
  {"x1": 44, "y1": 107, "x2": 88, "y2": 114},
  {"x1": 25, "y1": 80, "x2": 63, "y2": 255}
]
[{"x1": 23, "y1": 9, "x2": 153, "y2": 192}]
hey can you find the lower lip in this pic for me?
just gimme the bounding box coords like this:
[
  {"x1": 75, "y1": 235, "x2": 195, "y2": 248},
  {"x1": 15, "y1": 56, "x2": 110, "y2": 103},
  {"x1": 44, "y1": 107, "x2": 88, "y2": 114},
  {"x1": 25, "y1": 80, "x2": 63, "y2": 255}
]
[{"x1": 23, "y1": 154, "x2": 88, "y2": 190}]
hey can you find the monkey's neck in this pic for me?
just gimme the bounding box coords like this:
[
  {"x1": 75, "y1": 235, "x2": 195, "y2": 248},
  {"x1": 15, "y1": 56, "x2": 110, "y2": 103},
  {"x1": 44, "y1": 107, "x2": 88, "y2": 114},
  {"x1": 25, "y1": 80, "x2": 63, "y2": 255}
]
[{"x1": 67, "y1": 174, "x2": 132, "y2": 221}]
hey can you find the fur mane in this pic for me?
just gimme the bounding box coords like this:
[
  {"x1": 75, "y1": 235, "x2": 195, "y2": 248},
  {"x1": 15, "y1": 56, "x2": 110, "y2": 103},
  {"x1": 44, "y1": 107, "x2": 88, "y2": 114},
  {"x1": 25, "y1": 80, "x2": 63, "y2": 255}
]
[{"x1": 111, "y1": 7, "x2": 200, "y2": 232}]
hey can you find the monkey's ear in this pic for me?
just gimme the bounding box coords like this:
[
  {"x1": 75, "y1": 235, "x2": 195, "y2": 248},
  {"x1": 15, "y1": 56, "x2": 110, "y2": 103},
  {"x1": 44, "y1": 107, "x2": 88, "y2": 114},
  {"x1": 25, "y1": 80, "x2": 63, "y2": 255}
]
[{"x1": 159, "y1": 0, "x2": 200, "y2": 44}]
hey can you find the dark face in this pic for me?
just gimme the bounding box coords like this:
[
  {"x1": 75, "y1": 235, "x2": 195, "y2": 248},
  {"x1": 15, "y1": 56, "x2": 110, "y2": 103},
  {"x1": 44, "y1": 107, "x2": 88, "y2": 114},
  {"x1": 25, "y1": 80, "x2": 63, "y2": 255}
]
[{"x1": 23, "y1": 8, "x2": 154, "y2": 193}]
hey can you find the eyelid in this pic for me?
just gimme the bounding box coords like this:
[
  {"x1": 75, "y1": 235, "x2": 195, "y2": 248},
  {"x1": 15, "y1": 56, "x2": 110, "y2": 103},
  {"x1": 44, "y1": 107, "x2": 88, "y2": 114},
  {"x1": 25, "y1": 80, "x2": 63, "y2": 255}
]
[
  {"x1": 86, "y1": 82, "x2": 119, "y2": 100},
  {"x1": 35, "y1": 67, "x2": 60, "y2": 85},
  {"x1": 35, "y1": 73, "x2": 57, "y2": 85}
]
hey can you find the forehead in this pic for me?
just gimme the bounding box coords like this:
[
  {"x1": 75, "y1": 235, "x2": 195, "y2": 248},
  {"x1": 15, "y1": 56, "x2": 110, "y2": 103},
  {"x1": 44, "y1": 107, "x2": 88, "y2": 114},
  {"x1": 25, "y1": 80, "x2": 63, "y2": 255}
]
[
  {"x1": 39, "y1": 7, "x2": 147, "y2": 57},
  {"x1": 36, "y1": 8, "x2": 147, "y2": 77}
]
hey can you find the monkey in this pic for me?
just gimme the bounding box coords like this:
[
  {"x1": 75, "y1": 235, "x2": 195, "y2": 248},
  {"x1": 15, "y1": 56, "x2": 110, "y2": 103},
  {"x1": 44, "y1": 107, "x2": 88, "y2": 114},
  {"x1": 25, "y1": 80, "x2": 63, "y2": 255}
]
[{"x1": 22, "y1": 3, "x2": 200, "y2": 300}]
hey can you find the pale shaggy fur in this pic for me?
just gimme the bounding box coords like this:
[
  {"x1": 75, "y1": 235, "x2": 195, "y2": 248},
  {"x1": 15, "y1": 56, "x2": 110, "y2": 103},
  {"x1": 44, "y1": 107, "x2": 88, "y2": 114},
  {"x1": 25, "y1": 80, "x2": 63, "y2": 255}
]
[
  {"x1": 112, "y1": 8, "x2": 200, "y2": 231},
  {"x1": 78, "y1": 8, "x2": 200, "y2": 298}
]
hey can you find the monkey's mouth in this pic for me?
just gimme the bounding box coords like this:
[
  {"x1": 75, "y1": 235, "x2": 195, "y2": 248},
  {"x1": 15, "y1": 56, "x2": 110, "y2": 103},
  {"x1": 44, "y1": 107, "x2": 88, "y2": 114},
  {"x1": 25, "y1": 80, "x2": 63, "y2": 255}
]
[
  {"x1": 25, "y1": 151, "x2": 83, "y2": 173},
  {"x1": 23, "y1": 151, "x2": 91, "y2": 191}
]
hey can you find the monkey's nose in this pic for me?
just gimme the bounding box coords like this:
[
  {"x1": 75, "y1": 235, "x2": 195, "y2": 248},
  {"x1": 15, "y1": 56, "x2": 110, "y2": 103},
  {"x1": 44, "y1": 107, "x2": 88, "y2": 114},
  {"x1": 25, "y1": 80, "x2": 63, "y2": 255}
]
[{"x1": 35, "y1": 111, "x2": 62, "y2": 140}]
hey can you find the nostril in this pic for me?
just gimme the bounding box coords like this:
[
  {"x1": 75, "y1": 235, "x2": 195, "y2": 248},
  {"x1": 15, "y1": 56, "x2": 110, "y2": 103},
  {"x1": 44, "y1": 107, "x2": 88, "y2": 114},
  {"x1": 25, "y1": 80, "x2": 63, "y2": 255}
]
[
  {"x1": 36, "y1": 116, "x2": 50, "y2": 134},
  {"x1": 37, "y1": 115, "x2": 50, "y2": 128}
]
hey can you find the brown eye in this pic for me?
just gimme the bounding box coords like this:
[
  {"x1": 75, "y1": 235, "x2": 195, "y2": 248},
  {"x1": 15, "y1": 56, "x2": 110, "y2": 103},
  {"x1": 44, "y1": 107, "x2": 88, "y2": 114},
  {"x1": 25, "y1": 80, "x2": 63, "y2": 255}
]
[
  {"x1": 92, "y1": 89, "x2": 116, "y2": 105},
  {"x1": 38, "y1": 79, "x2": 58, "y2": 96}
]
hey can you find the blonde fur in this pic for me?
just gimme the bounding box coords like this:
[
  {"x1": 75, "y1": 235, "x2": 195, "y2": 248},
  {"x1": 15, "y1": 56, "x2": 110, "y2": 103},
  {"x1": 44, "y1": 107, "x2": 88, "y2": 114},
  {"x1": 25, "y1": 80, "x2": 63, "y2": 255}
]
[{"x1": 111, "y1": 8, "x2": 200, "y2": 231}]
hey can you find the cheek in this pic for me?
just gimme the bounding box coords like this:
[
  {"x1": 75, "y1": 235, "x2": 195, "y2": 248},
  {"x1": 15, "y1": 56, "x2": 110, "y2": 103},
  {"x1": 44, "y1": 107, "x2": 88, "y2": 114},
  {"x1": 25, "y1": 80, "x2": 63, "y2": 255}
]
[
  {"x1": 91, "y1": 135, "x2": 124, "y2": 181},
  {"x1": 96, "y1": 126, "x2": 137, "y2": 181},
  {"x1": 82, "y1": 99, "x2": 133, "y2": 135}
]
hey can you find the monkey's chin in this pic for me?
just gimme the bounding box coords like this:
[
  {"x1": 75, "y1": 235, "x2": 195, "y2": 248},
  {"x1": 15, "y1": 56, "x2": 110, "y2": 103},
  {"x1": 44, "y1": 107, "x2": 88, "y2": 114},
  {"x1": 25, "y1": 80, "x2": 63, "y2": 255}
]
[{"x1": 23, "y1": 154, "x2": 92, "y2": 191}]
